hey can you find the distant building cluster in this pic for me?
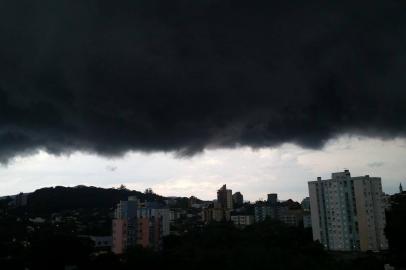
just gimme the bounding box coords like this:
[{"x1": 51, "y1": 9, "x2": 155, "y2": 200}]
[
  {"x1": 202, "y1": 185, "x2": 237, "y2": 224},
  {"x1": 202, "y1": 184, "x2": 255, "y2": 228},
  {"x1": 7, "y1": 169, "x2": 392, "y2": 257},
  {"x1": 253, "y1": 193, "x2": 310, "y2": 227},
  {"x1": 111, "y1": 182, "x2": 319, "y2": 254},
  {"x1": 200, "y1": 185, "x2": 310, "y2": 229},
  {"x1": 111, "y1": 170, "x2": 397, "y2": 254}
]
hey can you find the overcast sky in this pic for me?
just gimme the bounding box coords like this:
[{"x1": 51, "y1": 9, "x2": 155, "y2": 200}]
[
  {"x1": 1, "y1": 135, "x2": 404, "y2": 201},
  {"x1": 1, "y1": 1, "x2": 406, "y2": 200}
]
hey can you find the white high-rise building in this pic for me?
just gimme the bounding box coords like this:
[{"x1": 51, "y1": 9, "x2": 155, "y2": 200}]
[{"x1": 308, "y1": 170, "x2": 388, "y2": 251}]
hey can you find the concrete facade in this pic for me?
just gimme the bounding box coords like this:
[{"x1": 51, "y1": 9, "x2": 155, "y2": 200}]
[
  {"x1": 217, "y1": 185, "x2": 233, "y2": 209},
  {"x1": 231, "y1": 215, "x2": 254, "y2": 227},
  {"x1": 112, "y1": 197, "x2": 170, "y2": 254},
  {"x1": 308, "y1": 170, "x2": 388, "y2": 251},
  {"x1": 112, "y1": 219, "x2": 127, "y2": 254},
  {"x1": 232, "y1": 192, "x2": 244, "y2": 206}
]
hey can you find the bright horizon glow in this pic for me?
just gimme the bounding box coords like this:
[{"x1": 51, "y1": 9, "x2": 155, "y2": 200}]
[{"x1": 0, "y1": 135, "x2": 405, "y2": 202}]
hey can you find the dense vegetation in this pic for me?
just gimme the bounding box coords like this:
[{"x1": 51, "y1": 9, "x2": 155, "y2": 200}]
[
  {"x1": 26, "y1": 185, "x2": 165, "y2": 215},
  {"x1": 1, "y1": 220, "x2": 386, "y2": 270},
  {"x1": 0, "y1": 221, "x2": 383, "y2": 270},
  {"x1": 385, "y1": 192, "x2": 406, "y2": 268}
]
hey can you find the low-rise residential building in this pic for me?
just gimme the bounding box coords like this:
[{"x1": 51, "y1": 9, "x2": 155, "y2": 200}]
[
  {"x1": 278, "y1": 207, "x2": 304, "y2": 227},
  {"x1": 254, "y1": 203, "x2": 276, "y2": 222},
  {"x1": 254, "y1": 204, "x2": 270, "y2": 222},
  {"x1": 85, "y1": 236, "x2": 112, "y2": 250},
  {"x1": 202, "y1": 206, "x2": 231, "y2": 223},
  {"x1": 231, "y1": 215, "x2": 254, "y2": 228}
]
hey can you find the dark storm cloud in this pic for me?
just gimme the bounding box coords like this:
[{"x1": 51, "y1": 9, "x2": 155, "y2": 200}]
[{"x1": 0, "y1": 0, "x2": 406, "y2": 162}]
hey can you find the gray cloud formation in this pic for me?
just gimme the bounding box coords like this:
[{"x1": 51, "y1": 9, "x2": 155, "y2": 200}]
[
  {"x1": 368, "y1": 162, "x2": 385, "y2": 168},
  {"x1": 0, "y1": 0, "x2": 406, "y2": 162}
]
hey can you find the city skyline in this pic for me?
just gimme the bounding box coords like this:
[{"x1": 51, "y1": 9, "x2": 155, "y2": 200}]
[
  {"x1": 0, "y1": 1, "x2": 406, "y2": 202},
  {"x1": 1, "y1": 1, "x2": 406, "y2": 268}
]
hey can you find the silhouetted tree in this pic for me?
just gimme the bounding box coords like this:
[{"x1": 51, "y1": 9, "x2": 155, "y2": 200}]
[{"x1": 385, "y1": 192, "x2": 406, "y2": 268}]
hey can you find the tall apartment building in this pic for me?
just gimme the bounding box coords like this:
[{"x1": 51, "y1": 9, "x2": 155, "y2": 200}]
[
  {"x1": 112, "y1": 197, "x2": 170, "y2": 254},
  {"x1": 217, "y1": 184, "x2": 233, "y2": 209},
  {"x1": 267, "y1": 193, "x2": 278, "y2": 205},
  {"x1": 308, "y1": 170, "x2": 388, "y2": 251},
  {"x1": 232, "y1": 192, "x2": 244, "y2": 206},
  {"x1": 301, "y1": 197, "x2": 310, "y2": 211},
  {"x1": 301, "y1": 197, "x2": 312, "y2": 229},
  {"x1": 254, "y1": 193, "x2": 278, "y2": 223}
]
